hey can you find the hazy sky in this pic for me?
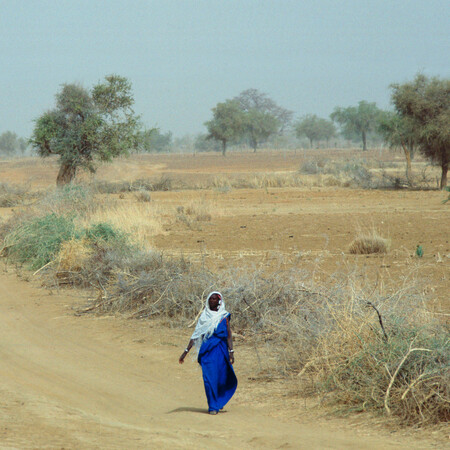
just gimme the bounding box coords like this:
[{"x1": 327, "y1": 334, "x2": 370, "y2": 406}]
[{"x1": 1, "y1": 0, "x2": 449, "y2": 138}]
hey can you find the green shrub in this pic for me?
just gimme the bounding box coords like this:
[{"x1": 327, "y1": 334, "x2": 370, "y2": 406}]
[
  {"x1": 84, "y1": 222, "x2": 126, "y2": 244},
  {"x1": 4, "y1": 213, "x2": 77, "y2": 269}
]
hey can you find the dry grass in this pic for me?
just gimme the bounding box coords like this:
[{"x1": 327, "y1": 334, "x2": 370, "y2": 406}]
[
  {"x1": 70, "y1": 250, "x2": 448, "y2": 426},
  {"x1": 57, "y1": 238, "x2": 93, "y2": 272},
  {"x1": 134, "y1": 190, "x2": 152, "y2": 202},
  {"x1": 184, "y1": 199, "x2": 213, "y2": 221},
  {"x1": 79, "y1": 201, "x2": 165, "y2": 247},
  {"x1": 175, "y1": 198, "x2": 221, "y2": 226},
  {"x1": 349, "y1": 229, "x2": 391, "y2": 254},
  {"x1": 0, "y1": 182, "x2": 34, "y2": 207},
  {"x1": 91, "y1": 176, "x2": 174, "y2": 194},
  {"x1": 296, "y1": 284, "x2": 449, "y2": 426}
]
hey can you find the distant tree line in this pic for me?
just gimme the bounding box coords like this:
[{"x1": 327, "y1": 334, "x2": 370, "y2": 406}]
[
  {"x1": 0, "y1": 131, "x2": 28, "y2": 155},
  {"x1": 204, "y1": 89, "x2": 293, "y2": 155},
  {"x1": 29, "y1": 73, "x2": 449, "y2": 188},
  {"x1": 203, "y1": 75, "x2": 448, "y2": 188}
]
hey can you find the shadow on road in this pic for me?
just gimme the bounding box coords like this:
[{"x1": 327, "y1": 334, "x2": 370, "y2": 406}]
[{"x1": 167, "y1": 406, "x2": 208, "y2": 414}]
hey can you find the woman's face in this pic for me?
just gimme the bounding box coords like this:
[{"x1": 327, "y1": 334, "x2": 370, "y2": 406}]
[{"x1": 208, "y1": 293, "x2": 220, "y2": 311}]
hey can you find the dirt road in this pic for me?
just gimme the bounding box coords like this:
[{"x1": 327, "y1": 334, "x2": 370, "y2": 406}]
[{"x1": 0, "y1": 271, "x2": 442, "y2": 449}]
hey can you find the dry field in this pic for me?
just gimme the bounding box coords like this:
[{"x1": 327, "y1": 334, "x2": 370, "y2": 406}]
[
  {"x1": 0, "y1": 149, "x2": 449, "y2": 447},
  {"x1": 0, "y1": 149, "x2": 448, "y2": 311}
]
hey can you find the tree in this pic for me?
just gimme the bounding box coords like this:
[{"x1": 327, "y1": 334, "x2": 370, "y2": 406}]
[
  {"x1": 234, "y1": 88, "x2": 293, "y2": 133},
  {"x1": 233, "y1": 89, "x2": 291, "y2": 151},
  {"x1": 0, "y1": 131, "x2": 28, "y2": 155},
  {"x1": 205, "y1": 100, "x2": 245, "y2": 156},
  {"x1": 138, "y1": 128, "x2": 172, "y2": 153},
  {"x1": 331, "y1": 101, "x2": 382, "y2": 151},
  {"x1": 295, "y1": 115, "x2": 336, "y2": 148},
  {"x1": 30, "y1": 75, "x2": 140, "y2": 186},
  {"x1": 378, "y1": 111, "x2": 417, "y2": 182},
  {"x1": 390, "y1": 74, "x2": 450, "y2": 189},
  {"x1": 243, "y1": 109, "x2": 279, "y2": 152}
]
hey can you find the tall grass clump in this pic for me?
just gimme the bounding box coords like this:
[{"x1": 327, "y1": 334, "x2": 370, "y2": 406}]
[
  {"x1": 81, "y1": 202, "x2": 164, "y2": 245},
  {"x1": 349, "y1": 229, "x2": 391, "y2": 254},
  {"x1": 3, "y1": 213, "x2": 77, "y2": 270}
]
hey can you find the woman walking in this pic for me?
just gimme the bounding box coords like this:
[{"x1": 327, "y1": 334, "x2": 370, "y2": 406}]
[{"x1": 179, "y1": 291, "x2": 237, "y2": 415}]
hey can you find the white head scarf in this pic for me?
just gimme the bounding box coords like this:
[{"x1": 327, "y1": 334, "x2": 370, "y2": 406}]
[{"x1": 191, "y1": 291, "x2": 229, "y2": 345}]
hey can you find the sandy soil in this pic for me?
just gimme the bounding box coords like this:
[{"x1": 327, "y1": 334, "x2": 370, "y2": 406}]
[
  {"x1": 0, "y1": 270, "x2": 444, "y2": 449},
  {"x1": 149, "y1": 187, "x2": 449, "y2": 311}
]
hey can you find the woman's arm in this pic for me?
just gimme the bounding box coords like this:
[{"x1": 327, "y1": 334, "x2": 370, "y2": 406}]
[
  {"x1": 179, "y1": 339, "x2": 194, "y2": 364},
  {"x1": 226, "y1": 317, "x2": 234, "y2": 364}
]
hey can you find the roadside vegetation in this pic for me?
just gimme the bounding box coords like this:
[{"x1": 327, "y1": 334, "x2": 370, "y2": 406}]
[{"x1": 0, "y1": 183, "x2": 447, "y2": 428}]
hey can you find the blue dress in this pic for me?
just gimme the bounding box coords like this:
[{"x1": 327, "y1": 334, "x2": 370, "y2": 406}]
[{"x1": 197, "y1": 314, "x2": 238, "y2": 412}]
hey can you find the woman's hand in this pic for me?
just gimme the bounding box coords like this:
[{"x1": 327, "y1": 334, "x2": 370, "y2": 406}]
[
  {"x1": 179, "y1": 351, "x2": 187, "y2": 364},
  {"x1": 179, "y1": 340, "x2": 194, "y2": 364},
  {"x1": 229, "y1": 352, "x2": 234, "y2": 365}
]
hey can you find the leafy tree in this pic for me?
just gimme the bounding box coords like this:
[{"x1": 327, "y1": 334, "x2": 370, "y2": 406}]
[
  {"x1": 234, "y1": 88, "x2": 293, "y2": 132},
  {"x1": 138, "y1": 128, "x2": 172, "y2": 153},
  {"x1": 243, "y1": 109, "x2": 279, "y2": 152},
  {"x1": 295, "y1": 114, "x2": 336, "y2": 148},
  {"x1": 331, "y1": 101, "x2": 382, "y2": 151},
  {"x1": 390, "y1": 74, "x2": 450, "y2": 189},
  {"x1": 30, "y1": 75, "x2": 140, "y2": 186},
  {"x1": 378, "y1": 111, "x2": 417, "y2": 182},
  {"x1": 0, "y1": 131, "x2": 28, "y2": 155},
  {"x1": 205, "y1": 100, "x2": 245, "y2": 156}
]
